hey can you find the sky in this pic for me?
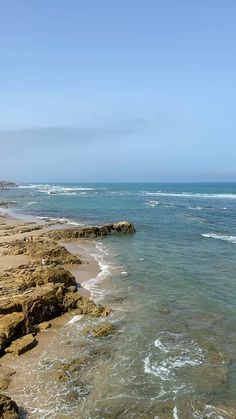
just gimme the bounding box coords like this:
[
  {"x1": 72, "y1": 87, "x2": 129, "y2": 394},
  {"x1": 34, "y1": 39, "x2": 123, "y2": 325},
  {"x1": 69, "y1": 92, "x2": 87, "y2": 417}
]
[{"x1": 0, "y1": 0, "x2": 236, "y2": 182}]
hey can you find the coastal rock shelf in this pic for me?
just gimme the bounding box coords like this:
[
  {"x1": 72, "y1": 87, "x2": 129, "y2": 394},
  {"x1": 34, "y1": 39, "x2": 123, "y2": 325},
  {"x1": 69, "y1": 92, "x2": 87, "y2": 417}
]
[
  {"x1": 49, "y1": 221, "x2": 136, "y2": 240},
  {"x1": 0, "y1": 219, "x2": 135, "y2": 356},
  {"x1": 0, "y1": 265, "x2": 112, "y2": 356}
]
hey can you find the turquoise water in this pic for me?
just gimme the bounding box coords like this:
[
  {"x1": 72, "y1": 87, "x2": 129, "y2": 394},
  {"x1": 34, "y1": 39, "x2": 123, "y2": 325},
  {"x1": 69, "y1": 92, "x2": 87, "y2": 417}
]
[{"x1": 1, "y1": 183, "x2": 236, "y2": 417}]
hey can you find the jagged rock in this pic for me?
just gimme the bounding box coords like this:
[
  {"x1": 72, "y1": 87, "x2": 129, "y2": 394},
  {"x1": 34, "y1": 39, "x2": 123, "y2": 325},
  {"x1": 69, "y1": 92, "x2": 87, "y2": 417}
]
[
  {"x1": 83, "y1": 322, "x2": 115, "y2": 337},
  {"x1": 37, "y1": 321, "x2": 51, "y2": 331},
  {"x1": 77, "y1": 298, "x2": 110, "y2": 317},
  {"x1": 0, "y1": 265, "x2": 77, "y2": 297},
  {"x1": 30, "y1": 266, "x2": 77, "y2": 288},
  {"x1": 49, "y1": 221, "x2": 135, "y2": 240},
  {"x1": 0, "y1": 312, "x2": 29, "y2": 352},
  {"x1": 63, "y1": 292, "x2": 82, "y2": 310},
  {"x1": 21, "y1": 284, "x2": 65, "y2": 324},
  {"x1": 0, "y1": 394, "x2": 19, "y2": 418},
  {"x1": 63, "y1": 293, "x2": 112, "y2": 317},
  {"x1": 5, "y1": 334, "x2": 37, "y2": 355}
]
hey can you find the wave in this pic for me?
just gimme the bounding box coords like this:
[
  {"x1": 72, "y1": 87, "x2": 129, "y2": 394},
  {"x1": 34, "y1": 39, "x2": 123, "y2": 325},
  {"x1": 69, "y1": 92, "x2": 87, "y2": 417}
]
[
  {"x1": 143, "y1": 191, "x2": 236, "y2": 199},
  {"x1": 18, "y1": 184, "x2": 101, "y2": 196},
  {"x1": 36, "y1": 216, "x2": 83, "y2": 226},
  {"x1": 24, "y1": 201, "x2": 37, "y2": 207},
  {"x1": 144, "y1": 200, "x2": 159, "y2": 208},
  {"x1": 144, "y1": 333, "x2": 204, "y2": 382},
  {"x1": 81, "y1": 242, "x2": 112, "y2": 301},
  {"x1": 201, "y1": 233, "x2": 236, "y2": 244}
]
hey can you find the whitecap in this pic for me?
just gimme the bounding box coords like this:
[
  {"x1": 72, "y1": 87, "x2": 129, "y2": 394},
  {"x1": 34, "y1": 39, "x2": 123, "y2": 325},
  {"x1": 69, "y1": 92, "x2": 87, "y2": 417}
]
[
  {"x1": 201, "y1": 233, "x2": 236, "y2": 244},
  {"x1": 145, "y1": 200, "x2": 159, "y2": 208},
  {"x1": 24, "y1": 201, "x2": 37, "y2": 207},
  {"x1": 142, "y1": 191, "x2": 236, "y2": 199}
]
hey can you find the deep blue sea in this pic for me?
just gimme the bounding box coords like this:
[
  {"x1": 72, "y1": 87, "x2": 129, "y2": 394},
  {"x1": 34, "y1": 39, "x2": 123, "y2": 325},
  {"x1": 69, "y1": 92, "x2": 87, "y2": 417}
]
[{"x1": 1, "y1": 182, "x2": 236, "y2": 418}]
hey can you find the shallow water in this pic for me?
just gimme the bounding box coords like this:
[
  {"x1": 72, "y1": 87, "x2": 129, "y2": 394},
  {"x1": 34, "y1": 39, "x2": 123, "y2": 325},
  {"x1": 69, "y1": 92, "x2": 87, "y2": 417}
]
[{"x1": 2, "y1": 182, "x2": 236, "y2": 417}]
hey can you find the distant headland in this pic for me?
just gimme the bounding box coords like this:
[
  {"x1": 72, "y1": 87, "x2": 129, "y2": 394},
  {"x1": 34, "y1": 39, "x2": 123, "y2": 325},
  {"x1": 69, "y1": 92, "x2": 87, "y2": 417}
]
[{"x1": 0, "y1": 180, "x2": 17, "y2": 189}]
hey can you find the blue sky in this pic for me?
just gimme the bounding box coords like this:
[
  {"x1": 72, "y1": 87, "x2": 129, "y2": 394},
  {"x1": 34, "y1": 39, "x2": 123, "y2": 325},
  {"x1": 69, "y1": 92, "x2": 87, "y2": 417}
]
[{"x1": 1, "y1": 0, "x2": 236, "y2": 182}]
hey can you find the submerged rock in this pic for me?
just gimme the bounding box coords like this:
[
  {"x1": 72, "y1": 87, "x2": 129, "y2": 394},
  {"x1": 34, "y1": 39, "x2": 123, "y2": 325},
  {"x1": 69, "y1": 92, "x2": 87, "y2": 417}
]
[
  {"x1": 0, "y1": 394, "x2": 19, "y2": 418},
  {"x1": 83, "y1": 322, "x2": 115, "y2": 337}
]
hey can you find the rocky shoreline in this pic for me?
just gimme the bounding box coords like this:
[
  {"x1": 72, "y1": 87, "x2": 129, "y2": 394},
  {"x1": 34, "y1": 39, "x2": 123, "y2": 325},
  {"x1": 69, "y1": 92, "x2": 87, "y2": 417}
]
[{"x1": 0, "y1": 216, "x2": 135, "y2": 418}]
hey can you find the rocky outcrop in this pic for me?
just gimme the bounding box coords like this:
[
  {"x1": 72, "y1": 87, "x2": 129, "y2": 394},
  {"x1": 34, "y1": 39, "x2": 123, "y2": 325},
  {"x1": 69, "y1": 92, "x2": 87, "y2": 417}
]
[
  {"x1": 2, "y1": 239, "x2": 82, "y2": 265},
  {"x1": 0, "y1": 265, "x2": 77, "y2": 300},
  {"x1": 0, "y1": 180, "x2": 17, "y2": 189},
  {"x1": 49, "y1": 221, "x2": 135, "y2": 240},
  {"x1": 83, "y1": 322, "x2": 115, "y2": 337},
  {"x1": 0, "y1": 264, "x2": 112, "y2": 355},
  {"x1": 0, "y1": 394, "x2": 19, "y2": 418},
  {"x1": 63, "y1": 292, "x2": 112, "y2": 317},
  {"x1": 0, "y1": 220, "x2": 134, "y2": 356},
  {"x1": 0, "y1": 312, "x2": 30, "y2": 352}
]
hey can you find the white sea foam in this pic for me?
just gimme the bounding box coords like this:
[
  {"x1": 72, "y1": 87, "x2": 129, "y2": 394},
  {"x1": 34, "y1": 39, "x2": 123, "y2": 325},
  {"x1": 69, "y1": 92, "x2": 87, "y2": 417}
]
[
  {"x1": 81, "y1": 242, "x2": 112, "y2": 301},
  {"x1": 144, "y1": 334, "x2": 204, "y2": 383},
  {"x1": 18, "y1": 183, "x2": 97, "y2": 195},
  {"x1": 201, "y1": 233, "x2": 236, "y2": 244},
  {"x1": 144, "y1": 355, "x2": 171, "y2": 380},
  {"x1": 154, "y1": 338, "x2": 169, "y2": 353},
  {"x1": 143, "y1": 191, "x2": 236, "y2": 199},
  {"x1": 24, "y1": 201, "x2": 37, "y2": 207},
  {"x1": 68, "y1": 315, "x2": 84, "y2": 324},
  {"x1": 173, "y1": 406, "x2": 179, "y2": 419},
  {"x1": 145, "y1": 200, "x2": 159, "y2": 208},
  {"x1": 188, "y1": 206, "x2": 203, "y2": 210}
]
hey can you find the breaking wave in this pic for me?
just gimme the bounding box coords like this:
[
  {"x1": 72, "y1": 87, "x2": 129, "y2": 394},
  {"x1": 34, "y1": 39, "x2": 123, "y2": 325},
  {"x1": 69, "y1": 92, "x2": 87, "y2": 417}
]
[
  {"x1": 201, "y1": 233, "x2": 236, "y2": 244},
  {"x1": 143, "y1": 191, "x2": 236, "y2": 199}
]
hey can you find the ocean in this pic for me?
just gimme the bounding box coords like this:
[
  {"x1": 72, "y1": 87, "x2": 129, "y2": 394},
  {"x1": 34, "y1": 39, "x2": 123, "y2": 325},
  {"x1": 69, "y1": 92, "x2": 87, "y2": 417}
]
[{"x1": 1, "y1": 182, "x2": 236, "y2": 418}]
